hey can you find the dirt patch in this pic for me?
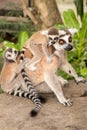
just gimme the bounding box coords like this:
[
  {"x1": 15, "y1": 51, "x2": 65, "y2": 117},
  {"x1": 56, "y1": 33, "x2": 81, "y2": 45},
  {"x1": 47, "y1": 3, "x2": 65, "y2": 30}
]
[{"x1": 0, "y1": 80, "x2": 87, "y2": 130}]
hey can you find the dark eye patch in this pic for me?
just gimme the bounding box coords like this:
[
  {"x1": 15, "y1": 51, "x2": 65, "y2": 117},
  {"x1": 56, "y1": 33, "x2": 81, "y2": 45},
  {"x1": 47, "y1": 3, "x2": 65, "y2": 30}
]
[
  {"x1": 68, "y1": 36, "x2": 72, "y2": 42},
  {"x1": 59, "y1": 39, "x2": 65, "y2": 45},
  {"x1": 48, "y1": 37, "x2": 53, "y2": 40},
  {"x1": 54, "y1": 37, "x2": 58, "y2": 40},
  {"x1": 14, "y1": 50, "x2": 17, "y2": 54}
]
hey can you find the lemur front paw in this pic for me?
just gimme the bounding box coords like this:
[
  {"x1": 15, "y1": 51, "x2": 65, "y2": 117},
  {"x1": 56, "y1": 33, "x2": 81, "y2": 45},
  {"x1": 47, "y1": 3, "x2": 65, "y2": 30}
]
[
  {"x1": 60, "y1": 98, "x2": 73, "y2": 106},
  {"x1": 47, "y1": 55, "x2": 53, "y2": 63},
  {"x1": 75, "y1": 77, "x2": 86, "y2": 83}
]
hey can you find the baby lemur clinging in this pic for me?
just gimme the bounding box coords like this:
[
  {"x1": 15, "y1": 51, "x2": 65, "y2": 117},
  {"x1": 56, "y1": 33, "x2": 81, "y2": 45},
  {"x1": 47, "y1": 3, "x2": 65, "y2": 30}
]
[{"x1": 24, "y1": 27, "x2": 59, "y2": 71}]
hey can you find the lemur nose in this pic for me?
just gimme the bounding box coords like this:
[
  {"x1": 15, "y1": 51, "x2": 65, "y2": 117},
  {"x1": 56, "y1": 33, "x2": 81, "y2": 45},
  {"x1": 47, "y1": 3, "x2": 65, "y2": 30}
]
[
  {"x1": 51, "y1": 41, "x2": 55, "y2": 44},
  {"x1": 65, "y1": 44, "x2": 73, "y2": 51}
]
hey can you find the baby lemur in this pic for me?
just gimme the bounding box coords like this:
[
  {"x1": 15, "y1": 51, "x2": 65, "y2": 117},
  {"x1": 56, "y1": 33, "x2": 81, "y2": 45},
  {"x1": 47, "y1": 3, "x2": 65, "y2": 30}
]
[{"x1": 24, "y1": 27, "x2": 59, "y2": 70}]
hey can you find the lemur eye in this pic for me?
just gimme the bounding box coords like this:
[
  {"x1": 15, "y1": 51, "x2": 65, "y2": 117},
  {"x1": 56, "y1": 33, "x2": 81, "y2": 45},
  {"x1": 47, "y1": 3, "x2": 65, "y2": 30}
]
[
  {"x1": 54, "y1": 37, "x2": 58, "y2": 41},
  {"x1": 14, "y1": 50, "x2": 17, "y2": 54},
  {"x1": 59, "y1": 39, "x2": 65, "y2": 45},
  {"x1": 49, "y1": 37, "x2": 53, "y2": 40},
  {"x1": 69, "y1": 36, "x2": 72, "y2": 42}
]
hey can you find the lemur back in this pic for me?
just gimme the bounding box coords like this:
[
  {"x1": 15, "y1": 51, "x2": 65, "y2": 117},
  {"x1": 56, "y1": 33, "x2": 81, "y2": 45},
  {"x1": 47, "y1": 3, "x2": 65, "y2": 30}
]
[{"x1": 2, "y1": 47, "x2": 46, "y2": 117}]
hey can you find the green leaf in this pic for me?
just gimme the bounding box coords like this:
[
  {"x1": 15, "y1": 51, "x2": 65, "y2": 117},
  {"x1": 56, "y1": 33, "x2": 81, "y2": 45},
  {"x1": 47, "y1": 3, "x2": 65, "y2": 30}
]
[
  {"x1": 0, "y1": 49, "x2": 4, "y2": 57},
  {"x1": 79, "y1": 13, "x2": 87, "y2": 41},
  {"x1": 80, "y1": 68, "x2": 87, "y2": 78},
  {"x1": 18, "y1": 31, "x2": 29, "y2": 50},
  {"x1": 63, "y1": 9, "x2": 80, "y2": 29},
  {"x1": 3, "y1": 41, "x2": 18, "y2": 50}
]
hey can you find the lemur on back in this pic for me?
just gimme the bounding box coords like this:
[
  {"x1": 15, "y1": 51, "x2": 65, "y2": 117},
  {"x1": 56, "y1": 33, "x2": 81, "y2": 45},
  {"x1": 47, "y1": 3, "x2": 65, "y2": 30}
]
[
  {"x1": 0, "y1": 47, "x2": 46, "y2": 117},
  {"x1": 24, "y1": 27, "x2": 59, "y2": 71}
]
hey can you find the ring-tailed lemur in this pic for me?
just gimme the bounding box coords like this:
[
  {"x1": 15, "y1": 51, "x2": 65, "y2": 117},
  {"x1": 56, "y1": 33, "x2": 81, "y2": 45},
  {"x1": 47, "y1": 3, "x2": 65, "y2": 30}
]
[
  {"x1": 24, "y1": 27, "x2": 59, "y2": 71},
  {"x1": 0, "y1": 28, "x2": 85, "y2": 111},
  {"x1": 23, "y1": 28, "x2": 85, "y2": 106},
  {"x1": 1, "y1": 47, "x2": 46, "y2": 117}
]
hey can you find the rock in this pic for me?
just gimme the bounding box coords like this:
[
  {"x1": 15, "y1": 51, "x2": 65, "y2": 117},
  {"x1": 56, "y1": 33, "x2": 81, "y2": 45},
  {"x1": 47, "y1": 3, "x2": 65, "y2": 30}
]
[{"x1": 0, "y1": 80, "x2": 87, "y2": 130}]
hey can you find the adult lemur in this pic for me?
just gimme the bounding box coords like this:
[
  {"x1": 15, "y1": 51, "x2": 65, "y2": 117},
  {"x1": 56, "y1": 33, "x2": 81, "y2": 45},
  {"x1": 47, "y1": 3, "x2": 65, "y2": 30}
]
[
  {"x1": 23, "y1": 27, "x2": 85, "y2": 105},
  {"x1": 0, "y1": 48, "x2": 46, "y2": 117},
  {"x1": 0, "y1": 28, "x2": 85, "y2": 108}
]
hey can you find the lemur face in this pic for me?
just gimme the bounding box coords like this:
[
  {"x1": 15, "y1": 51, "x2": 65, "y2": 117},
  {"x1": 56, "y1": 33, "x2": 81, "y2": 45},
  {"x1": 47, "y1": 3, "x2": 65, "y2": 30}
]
[
  {"x1": 5, "y1": 48, "x2": 18, "y2": 62},
  {"x1": 47, "y1": 35, "x2": 59, "y2": 45},
  {"x1": 53, "y1": 33, "x2": 73, "y2": 51}
]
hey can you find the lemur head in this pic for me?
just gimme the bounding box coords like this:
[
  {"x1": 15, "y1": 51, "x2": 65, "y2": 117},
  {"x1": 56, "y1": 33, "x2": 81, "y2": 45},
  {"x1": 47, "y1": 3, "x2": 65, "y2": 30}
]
[
  {"x1": 53, "y1": 28, "x2": 78, "y2": 51},
  {"x1": 47, "y1": 27, "x2": 59, "y2": 45},
  {"x1": 4, "y1": 48, "x2": 18, "y2": 62}
]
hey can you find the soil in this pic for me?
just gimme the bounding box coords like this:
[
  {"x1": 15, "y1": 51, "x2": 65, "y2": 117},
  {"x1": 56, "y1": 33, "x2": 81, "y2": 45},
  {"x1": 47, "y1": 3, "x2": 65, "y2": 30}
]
[{"x1": 0, "y1": 80, "x2": 87, "y2": 130}]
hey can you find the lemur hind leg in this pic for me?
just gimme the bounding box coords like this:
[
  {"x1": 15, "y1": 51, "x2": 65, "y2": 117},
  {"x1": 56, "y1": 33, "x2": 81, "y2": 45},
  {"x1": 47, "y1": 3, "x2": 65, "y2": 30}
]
[{"x1": 44, "y1": 71, "x2": 72, "y2": 106}]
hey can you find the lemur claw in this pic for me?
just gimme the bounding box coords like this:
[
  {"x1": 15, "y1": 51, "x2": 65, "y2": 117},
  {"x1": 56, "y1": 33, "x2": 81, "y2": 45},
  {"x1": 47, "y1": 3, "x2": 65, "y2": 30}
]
[
  {"x1": 75, "y1": 77, "x2": 86, "y2": 84},
  {"x1": 60, "y1": 99, "x2": 73, "y2": 107}
]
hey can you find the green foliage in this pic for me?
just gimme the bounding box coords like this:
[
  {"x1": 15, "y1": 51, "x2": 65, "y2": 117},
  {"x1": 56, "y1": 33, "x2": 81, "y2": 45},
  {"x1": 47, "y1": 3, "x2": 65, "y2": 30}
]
[
  {"x1": 0, "y1": 20, "x2": 38, "y2": 40},
  {"x1": 80, "y1": 68, "x2": 87, "y2": 77},
  {"x1": 63, "y1": 9, "x2": 87, "y2": 78},
  {"x1": 0, "y1": 48, "x2": 5, "y2": 57},
  {"x1": 18, "y1": 31, "x2": 29, "y2": 50},
  {"x1": 6, "y1": 10, "x2": 23, "y2": 17},
  {"x1": 0, "y1": 31, "x2": 29, "y2": 57},
  {"x1": 63, "y1": 9, "x2": 80, "y2": 29}
]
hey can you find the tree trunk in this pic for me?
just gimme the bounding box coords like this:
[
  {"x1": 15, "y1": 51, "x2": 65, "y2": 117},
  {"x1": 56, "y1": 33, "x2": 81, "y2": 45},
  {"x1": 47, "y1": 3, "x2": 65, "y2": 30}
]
[
  {"x1": 32, "y1": 0, "x2": 63, "y2": 29},
  {"x1": 21, "y1": 0, "x2": 39, "y2": 25}
]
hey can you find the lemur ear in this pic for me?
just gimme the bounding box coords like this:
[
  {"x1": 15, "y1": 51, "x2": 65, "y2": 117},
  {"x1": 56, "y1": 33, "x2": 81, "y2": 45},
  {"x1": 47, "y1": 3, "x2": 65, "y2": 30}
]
[{"x1": 68, "y1": 28, "x2": 78, "y2": 36}]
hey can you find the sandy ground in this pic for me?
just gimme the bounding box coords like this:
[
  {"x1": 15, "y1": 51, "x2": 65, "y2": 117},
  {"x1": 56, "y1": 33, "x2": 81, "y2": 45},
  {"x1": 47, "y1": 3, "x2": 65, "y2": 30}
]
[{"x1": 0, "y1": 80, "x2": 87, "y2": 130}]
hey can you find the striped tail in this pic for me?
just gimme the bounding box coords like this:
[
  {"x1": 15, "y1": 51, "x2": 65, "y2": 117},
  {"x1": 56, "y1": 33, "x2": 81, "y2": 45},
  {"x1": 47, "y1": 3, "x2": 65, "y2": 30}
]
[
  {"x1": 8, "y1": 87, "x2": 42, "y2": 117},
  {"x1": 18, "y1": 48, "x2": 42, "y2": 116},
  {"x1": 20, "y1": 68, "x2": 42, "y2": 116}
]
